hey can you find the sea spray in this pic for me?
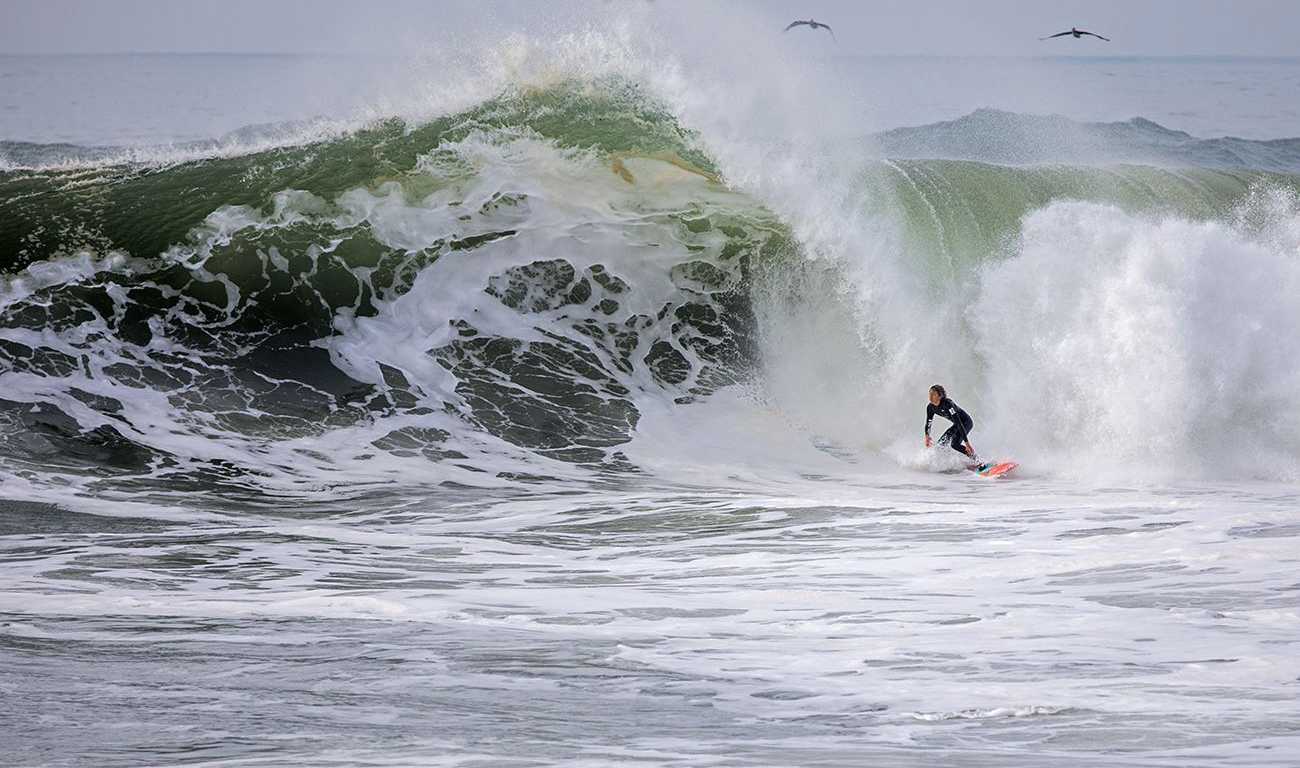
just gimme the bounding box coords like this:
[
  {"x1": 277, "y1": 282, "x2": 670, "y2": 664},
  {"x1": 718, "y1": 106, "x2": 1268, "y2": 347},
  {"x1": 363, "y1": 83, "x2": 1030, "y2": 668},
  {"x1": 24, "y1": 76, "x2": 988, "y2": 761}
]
[{"x1": 974, "y1": 194, "x2": 1300, "y2": 480}]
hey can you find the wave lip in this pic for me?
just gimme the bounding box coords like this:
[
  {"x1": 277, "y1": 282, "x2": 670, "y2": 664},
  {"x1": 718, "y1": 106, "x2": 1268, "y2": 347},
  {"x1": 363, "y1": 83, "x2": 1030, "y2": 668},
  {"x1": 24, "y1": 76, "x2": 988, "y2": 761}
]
[{"x1": 0, "y1": 118, "x2": 361, "y2": 173}]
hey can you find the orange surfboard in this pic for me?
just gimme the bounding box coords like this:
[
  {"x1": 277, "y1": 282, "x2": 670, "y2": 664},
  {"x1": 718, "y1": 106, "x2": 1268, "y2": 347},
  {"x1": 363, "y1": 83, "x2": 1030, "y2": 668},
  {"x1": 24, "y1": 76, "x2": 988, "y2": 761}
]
[{"x1": 972, "y1": 460, "x2": 1018, "y2": 478}]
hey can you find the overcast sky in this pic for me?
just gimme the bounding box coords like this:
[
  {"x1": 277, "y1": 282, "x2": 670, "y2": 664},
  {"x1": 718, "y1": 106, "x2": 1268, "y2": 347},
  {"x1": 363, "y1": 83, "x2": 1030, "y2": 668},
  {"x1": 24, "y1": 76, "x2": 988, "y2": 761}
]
[{"x1": 3, "y1": 0, "x2": 1300, "y2": 57}]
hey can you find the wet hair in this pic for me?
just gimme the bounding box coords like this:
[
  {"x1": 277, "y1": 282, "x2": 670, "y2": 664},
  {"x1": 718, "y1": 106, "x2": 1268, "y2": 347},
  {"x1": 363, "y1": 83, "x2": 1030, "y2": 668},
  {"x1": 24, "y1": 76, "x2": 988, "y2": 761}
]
[{"x1": 929, "y1": 384, "x2": 946, "y2": 399}]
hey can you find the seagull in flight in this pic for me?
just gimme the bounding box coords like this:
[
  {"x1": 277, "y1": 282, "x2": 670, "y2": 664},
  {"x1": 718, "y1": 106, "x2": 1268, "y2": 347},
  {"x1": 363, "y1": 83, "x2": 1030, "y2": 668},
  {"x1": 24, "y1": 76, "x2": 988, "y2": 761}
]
[
  {"x1": 1040, "y1": 27, "x2": 1110, "y2": 41},
  {"x1": 784, "y1": 18, "x2": 835, "y2": 39}
]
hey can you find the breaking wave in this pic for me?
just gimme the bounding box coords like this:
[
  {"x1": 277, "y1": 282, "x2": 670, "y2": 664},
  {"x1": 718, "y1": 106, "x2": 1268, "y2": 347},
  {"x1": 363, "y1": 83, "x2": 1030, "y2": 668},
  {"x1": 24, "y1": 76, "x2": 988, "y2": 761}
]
[{"x1": 3, "y1": 59, "x2": 1299, "y2": 493}]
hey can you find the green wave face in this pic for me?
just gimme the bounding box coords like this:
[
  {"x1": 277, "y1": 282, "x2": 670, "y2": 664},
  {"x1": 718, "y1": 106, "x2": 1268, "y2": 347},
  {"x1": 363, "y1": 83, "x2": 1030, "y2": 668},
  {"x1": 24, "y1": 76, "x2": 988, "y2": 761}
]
[
  {"x1": 870, "y1": 160, "x2": 1300, "y2": 284},
  {"x1": 0, "y1": 77, "x2": 720, "y2": 272}
]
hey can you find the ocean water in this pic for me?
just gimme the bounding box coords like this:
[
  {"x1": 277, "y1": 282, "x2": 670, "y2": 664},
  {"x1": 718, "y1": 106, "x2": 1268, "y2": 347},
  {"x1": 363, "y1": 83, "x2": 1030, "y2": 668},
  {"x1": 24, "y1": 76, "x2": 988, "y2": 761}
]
[{"x1": 2, "y1": 29, "x2": 1300, "y2": 768}]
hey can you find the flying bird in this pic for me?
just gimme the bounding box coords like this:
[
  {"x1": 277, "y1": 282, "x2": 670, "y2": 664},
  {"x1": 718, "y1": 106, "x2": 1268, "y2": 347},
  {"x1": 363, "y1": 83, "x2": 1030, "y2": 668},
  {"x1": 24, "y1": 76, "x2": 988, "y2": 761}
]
[
  {"x1": 784, "y1": 18, "x2": 835, "y2": 39},
  {"x1": 1040, "y1": 27, "x2": 1110, "y2": 41}
]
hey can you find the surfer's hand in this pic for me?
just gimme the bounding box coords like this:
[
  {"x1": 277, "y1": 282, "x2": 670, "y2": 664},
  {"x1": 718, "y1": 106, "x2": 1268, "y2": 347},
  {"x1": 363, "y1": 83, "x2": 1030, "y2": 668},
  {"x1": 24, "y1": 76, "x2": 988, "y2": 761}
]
[{"x1": 924, "y1": 435, "x2": 932, "y2": 448}]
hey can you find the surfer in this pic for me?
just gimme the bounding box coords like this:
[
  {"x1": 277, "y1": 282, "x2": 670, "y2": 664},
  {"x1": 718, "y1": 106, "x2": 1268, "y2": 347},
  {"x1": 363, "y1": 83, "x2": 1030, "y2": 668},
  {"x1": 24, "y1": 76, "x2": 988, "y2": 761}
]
[{"x1": 924, "y1": 384, "x2": 977, "y2": 460}]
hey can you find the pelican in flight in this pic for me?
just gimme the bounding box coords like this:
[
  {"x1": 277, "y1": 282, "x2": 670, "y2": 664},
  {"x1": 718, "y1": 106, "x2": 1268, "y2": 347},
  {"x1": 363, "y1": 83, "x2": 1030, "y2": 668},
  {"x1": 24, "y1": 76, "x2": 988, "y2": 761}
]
[
  {"x1": 1041, "y1": 27, "x2": 1110, "y2": 41},
  {"x1": 784, "y1": 18, "x2": 835, "y2": 38}
]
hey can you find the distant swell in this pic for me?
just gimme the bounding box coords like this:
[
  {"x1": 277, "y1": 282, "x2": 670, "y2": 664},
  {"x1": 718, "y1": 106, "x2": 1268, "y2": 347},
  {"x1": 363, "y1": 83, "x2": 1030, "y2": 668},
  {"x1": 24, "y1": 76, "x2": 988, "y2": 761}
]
[{"x1": 875, "y1": 108, "x2": 1300, "y2": 172}]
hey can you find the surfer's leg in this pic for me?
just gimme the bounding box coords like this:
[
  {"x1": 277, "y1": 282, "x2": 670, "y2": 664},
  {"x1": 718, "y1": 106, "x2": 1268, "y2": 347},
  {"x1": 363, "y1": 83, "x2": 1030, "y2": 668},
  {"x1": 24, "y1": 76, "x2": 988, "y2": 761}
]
[
  {"x1": 939, "y1": 425, "x2": 966, "y2": 454},
  {"x1": 957, "y1": 419, "x2": 975, "y2": 458},
  {"x1": 939, "y1": 424, "x2": 974, "y2": 457}
]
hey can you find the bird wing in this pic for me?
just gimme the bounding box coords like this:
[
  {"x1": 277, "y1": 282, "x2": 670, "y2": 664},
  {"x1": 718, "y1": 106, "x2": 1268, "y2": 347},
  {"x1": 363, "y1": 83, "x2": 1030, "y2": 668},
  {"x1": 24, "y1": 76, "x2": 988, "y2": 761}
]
[
  {"x1": 1081, "y1": 30, "x2": 1110, "y2": 41},
  {"x1": 820, "y1": 23, "x2": 836, "y2": 39},
  {"x1": 783, "y1": 20, "x2": 807, "y2": 32},
  {"x1": 1039, "y1": 31, "x2": 1072, "y2": 39}
]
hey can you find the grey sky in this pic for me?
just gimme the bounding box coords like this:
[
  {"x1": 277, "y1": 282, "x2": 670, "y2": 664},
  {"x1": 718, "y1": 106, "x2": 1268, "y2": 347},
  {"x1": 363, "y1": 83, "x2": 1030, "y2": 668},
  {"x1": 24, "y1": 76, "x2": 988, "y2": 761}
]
[{"x1": 3, "y1": 0, "x2": 1299, "y2": 57}]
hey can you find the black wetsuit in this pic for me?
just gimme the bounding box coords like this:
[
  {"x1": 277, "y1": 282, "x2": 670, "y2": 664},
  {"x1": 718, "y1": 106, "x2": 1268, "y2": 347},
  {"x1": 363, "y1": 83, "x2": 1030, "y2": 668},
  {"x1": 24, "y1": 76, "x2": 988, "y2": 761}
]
[{"x1": 925, "y1": 397, "x2": 974, "y2": 456}]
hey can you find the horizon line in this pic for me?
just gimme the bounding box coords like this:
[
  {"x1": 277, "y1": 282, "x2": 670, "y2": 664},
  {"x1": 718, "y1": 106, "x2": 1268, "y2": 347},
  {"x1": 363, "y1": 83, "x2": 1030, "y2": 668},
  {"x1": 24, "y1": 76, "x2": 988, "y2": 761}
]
[{"x1": 3, "y1": 50, "x2": 1300, "y2": 60}]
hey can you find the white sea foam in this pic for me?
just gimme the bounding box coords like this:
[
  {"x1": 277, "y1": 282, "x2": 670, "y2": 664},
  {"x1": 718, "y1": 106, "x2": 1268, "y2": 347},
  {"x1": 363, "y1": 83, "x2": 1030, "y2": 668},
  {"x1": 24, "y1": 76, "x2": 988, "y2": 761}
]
[{"x1": 974, "y1": 194, "x2": 1300, "y2": 480}]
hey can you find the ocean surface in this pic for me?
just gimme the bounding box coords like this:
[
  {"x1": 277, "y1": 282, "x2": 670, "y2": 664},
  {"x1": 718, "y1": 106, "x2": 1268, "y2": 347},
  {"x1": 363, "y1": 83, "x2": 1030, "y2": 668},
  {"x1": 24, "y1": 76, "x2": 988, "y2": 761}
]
[{"x1": 2, "y1": 40, "x2": 1300, "y2": 768}]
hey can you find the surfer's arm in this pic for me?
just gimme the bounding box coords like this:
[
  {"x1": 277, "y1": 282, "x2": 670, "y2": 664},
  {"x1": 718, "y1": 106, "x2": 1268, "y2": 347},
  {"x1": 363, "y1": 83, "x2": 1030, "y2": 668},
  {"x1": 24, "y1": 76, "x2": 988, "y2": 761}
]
[{"x1": 924, "y1": 404, "x2": 936, "y2": 445}]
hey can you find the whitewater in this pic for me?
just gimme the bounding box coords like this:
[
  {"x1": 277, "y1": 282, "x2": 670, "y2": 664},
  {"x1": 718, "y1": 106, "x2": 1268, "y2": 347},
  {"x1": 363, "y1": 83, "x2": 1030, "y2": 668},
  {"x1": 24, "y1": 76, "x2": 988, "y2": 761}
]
[{"x1": 3, "y1": 16, "x2": 1300, "y2": 768}]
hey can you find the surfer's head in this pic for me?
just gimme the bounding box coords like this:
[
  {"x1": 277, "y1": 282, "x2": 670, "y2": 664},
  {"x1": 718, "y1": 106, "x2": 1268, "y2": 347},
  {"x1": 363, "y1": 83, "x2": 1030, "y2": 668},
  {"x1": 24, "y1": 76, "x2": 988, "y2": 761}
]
[{"x1": 929, "y1": 384, "x2": 946, "y2": 405}]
